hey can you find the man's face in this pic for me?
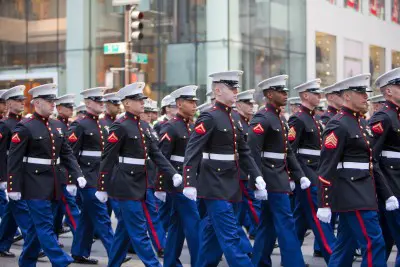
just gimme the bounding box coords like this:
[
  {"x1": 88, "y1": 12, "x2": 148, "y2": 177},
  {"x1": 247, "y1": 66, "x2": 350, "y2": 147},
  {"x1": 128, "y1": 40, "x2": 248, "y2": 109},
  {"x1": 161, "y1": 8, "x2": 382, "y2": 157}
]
[
  {"x1": 128, "y1": 99, "x2": 145, "y2": 115},
  {"x1": 105, "y1": 102, "x2": 119, "y2": 116},
  {"x1": 38, "y1": 99, "x2": 56, "y2": 117},
  {"x1": 268, "y1": 90, "x2": 288, "y2": 107},
  {"x1": 237, "y1": 101, "x2": 254, "y2": 118},
  {"x1": 57, "y1": 105, "x2": 73, "y2": 118},
  {"x1": 330, "y1": 93, "x2": 344, "y2": 107},
  {"x1": 304, "y1": 92, "x2": 321, "y2": 108},
  {"x1": 290, "y1": 104, "x2": 300, "y2": 114},
  {"x1": 387, "y1": 85, "x2": 400, "y2": 106},
  {"x1": 372, "y1": 102, "x2": 384, "y2": 113},
  {"x1": 150, "y1": 112, "x2": 158, "y2": 122},
  {"x1": 347, "y1": 91, "x2": 369, "y2": 113},
  {"x1": 140, "y1": 112, "x2": 152, "y2": 123},
  {"x1": 178, "y1": 99, "x2": 197, "y2": 118},
  {"x1": 87, "y1": 99, "x2": 104, "y2": 115},
  {"x1": 215, "y1": 84, "x2": 238, "y2": 107},
  {"x1": 8, "y1": 99, "x2": 25, "y2": 114}
]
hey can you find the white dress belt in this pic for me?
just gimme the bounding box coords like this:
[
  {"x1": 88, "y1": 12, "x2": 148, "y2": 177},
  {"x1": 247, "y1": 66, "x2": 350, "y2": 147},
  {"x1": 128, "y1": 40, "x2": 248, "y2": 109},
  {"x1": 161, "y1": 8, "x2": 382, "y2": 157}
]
[
  {"x1": 261, "y1": 152, "x2": 285, "y2": 160},
  {"x1": 202, "y1": 153, "x2": 237, "y2": 161},
  {"x1": 381, "y1": 150, "x2": 400, "y2": 159},
  {"x1": 119, "y1": 157, "x2": 146, "y2": 165},
  {"x1": 297, "y1": 148, "x2": 320, "y2": 156},
  {"x1": 170, "y1": 155, "x2": 184, "y2": 163},
  {"x1": 23, "y1": 157, "x2": 60, "y2": 165},
  {"x1": 80, "y1": 150, "x2": 102, "y2": 157},
  {"x1": 337, "y1": 162, "x2": 370, "y2": 170}
]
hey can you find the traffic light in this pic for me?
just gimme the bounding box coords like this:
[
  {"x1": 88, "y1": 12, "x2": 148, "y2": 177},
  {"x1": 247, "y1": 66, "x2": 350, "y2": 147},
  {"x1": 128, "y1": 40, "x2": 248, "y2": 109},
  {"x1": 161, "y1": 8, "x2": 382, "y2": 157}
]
[{"x1": 129, "y1": 6, "x2": 144, "y2": 41}]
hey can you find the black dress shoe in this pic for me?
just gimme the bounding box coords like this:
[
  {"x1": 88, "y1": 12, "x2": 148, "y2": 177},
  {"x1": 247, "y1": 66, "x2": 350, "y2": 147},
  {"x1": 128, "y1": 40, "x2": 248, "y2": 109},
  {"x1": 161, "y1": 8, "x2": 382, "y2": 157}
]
[
  {"x1": 38, "y1": 251, "x2": 46, "y2": 259},
  {"x1": 128, "y1": 247, "x2": 136, "y2": 254},
  {"x1": 12, "y1": 234, "x2": 23, "y2": 243},
  {"x1": 0, "y1": 250, "x2": 15, "y2": 257},
  {"x1": 72, "y1": 255, "x2": 99, "y2": 265},
  {"x1": 123, "y1": 256, "x2": 132, "y2": 263},
  {"x1": 157, "y1": 249, "x2": 164, "y2": 258},
  {"x1": 313, "y1": 250, "x2": 323, "y2": 258}
]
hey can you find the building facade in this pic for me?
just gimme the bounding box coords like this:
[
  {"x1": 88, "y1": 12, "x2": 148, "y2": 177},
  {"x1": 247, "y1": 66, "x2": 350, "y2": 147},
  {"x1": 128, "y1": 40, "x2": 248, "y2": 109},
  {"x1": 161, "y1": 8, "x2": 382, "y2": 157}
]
[
  {"x1": 307, "y1": 0, "x2": 400, "y2": 95},
  {"x1": 0, "y1": 0, "x2": 306, "y2": 109}
]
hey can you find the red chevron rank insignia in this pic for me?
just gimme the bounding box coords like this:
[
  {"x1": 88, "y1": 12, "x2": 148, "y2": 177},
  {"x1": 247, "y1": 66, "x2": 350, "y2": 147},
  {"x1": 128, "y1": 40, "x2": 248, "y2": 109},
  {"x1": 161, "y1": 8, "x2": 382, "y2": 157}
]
[
  {"x1": 324, "y1": 131, "x2": 338, "y2": 149},
  {"x1": 108, "y1": 132, "x2": 119, "y2": 143},
  {"x1": 160, "y1": 133, "x2": 171, "y2": 142},
  {"x1": 252, "y1": 123, "x2": 264, "y2": 134},
  {"x1": 371, "y1": 122, "x2": 384, "y2": 134},
  {"x1": 288, "y1": 126, "x2": 296, "y2": 141},
  {"x1": 68, "y1": 132, "x2": 78, "y2": 143},
  {"x1": 11, "y1": 133, "x2": 20, "y2": 144},
  {"x1": 195, "y1": 122, "x2": 206, "y2": 135}
]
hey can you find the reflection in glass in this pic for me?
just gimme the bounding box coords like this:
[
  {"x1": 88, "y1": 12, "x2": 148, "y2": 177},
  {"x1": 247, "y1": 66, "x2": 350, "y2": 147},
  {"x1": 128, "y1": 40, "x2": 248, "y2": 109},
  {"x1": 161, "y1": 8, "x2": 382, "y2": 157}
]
[
  {"x1": 392, "y1": 0, "x2": 400, "y2": 24},
  {"x1": 392, "y1": 50, "x2": 400, "y2": 68},
  {"x1": 370, "y1": 45, "x2": 385, "y2": 94},
  {"x1": 316, "y1": 32, "x2": 336, "y2": 87}
]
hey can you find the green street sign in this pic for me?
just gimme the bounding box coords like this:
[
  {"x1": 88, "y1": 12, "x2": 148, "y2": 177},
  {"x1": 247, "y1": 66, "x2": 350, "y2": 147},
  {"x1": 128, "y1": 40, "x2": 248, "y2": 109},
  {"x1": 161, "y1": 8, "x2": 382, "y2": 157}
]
[
  {"x1": 103, "y1": 42, "x2": 126, "y2": 55},
  {"x1": 132, "y1": 52, "x2": 148, "y2": 64}
]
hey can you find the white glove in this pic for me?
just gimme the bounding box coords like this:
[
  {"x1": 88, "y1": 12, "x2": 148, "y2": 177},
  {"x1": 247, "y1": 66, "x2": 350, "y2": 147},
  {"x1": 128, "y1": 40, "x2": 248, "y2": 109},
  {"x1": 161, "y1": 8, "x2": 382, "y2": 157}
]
[
  {"x1": 77, "y1": 177, "x2": 87, "y2": 188},
  {"x1": 254, "y1": 189, "x2": 268, "y2": 200},
  {"x1": 66, "y1": 184, "x2": 77, "y2": 197},
  {"x1": 0, "y1": 182, "x2": 7, "y2": 191},
  {"x1": 300, "y1": 177, "x2": 311, "y2": 190},
  {"x1": 386, "y1": 196, "x2": 399, "y2": 211},
  {"x1": 154, "y1": 191, "x2": 167, "y2": 202},
  {"x1": 172, "y1": 174, "x2": 183, "y2": 187},
  {"x1": 317, "y1": 207, "x2": 332, "y2": 223},
  {"x1": 255, "y1": 176, "x2": 266, "y2": 190},
  {"x1": 183, "y1": 187, "x2": 197, "y2": 201},
  {"x1": 95, "y1": 191, "x2": 108, "y2": 203},
  {"x1": 8, "y1": 192, "x2": 21, "y2": 201},
  {"x1": 290, "y1": 181, "x2": 295, "y2": 192}
]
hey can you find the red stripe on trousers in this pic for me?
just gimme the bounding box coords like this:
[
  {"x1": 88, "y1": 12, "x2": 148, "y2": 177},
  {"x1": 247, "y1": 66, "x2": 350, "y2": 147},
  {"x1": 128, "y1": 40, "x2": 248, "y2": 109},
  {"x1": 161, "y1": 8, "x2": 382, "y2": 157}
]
[
  {"x1": 61, "y1": 195, "x2": 76, "y2": 230},
  {"x1": 355, "y1": 211, "x2": 373, "y2": 267},
  {"x1": 306, "y1": 188, "x2": 332, "y2": 254},
  {"x1": 239, "y1": 181, "x2": 260, "y2": 225},
  {"x1": 141, "y1": 201, "x2": 162, "y2": 251}
]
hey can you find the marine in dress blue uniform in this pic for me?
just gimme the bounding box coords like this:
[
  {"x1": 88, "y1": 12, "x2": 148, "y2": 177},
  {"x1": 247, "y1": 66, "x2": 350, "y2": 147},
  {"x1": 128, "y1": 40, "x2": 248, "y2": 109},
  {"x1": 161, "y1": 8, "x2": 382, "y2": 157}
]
[
  {"x1": 153, "y1": 95, "x2": 176, "y2": 136},
  {"x1": 53, "y1": 94, "x2": 80, "y2": 237},
  {"x1": 288, "y1": 79, "x2": 336, "y2": 264},
  {"x1": 183, "y1": 70, "x2": 265, "y2": 266},
  {"x1": 7, "y1": 84, "x2": 87, "y2": 267},
  {"x1": 234, "y1": 90, "x2": 262, "y2": 240},
  {"x1": 141, "y1": 98, "x2": 166, "y2": 257},
  {"x1": 320, "y1": 83, "x2": 343, "y2": 126},
  {"x1": 316, "y1": 74, "x2": 389, "y2": 267},
  {"x1": 101, "y1": 92, "x2": 121, "y2": 218},
  {"x1": 68, "y1": 87, "x2": 115, "y2": 264},
  {"x1": 369, "y1": 68, "x2": 400, "y2": 266},
  {"x1": 96, "y1": 82, "x2": 181, "y2": 267},
  {"x1": 0, "y1": 86, "x2": 40, "y2": 262},
  {"x1": 248, "y1": 75, "x2": 307, "y2": 267},
  {"x1": 157, "y1": 85, "x2": 201, "y2": 266}
]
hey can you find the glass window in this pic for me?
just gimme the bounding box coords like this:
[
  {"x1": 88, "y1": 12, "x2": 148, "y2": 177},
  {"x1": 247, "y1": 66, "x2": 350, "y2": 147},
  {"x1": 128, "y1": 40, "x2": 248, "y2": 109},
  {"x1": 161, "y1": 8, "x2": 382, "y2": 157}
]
[
  {"x1": 370, "y1": 0, "x2": 385, "y2": 19},
  {"x1": 344, "y1": 39, "x2": 363, "y2": 78},
  {"x1": 370, "y1": 45, "x2": 385, "y2": 93},
  {"x1": 316, "y1": 32, "x2": 337, "y2": 87},
  {"x1": 392, "y1": 0, "x2": 400, "y2": 24},
  {"x1": 392, "y1": 50, "x2": 400, "y2": 68},
  {"x1": 344, "y1": 0, "x2": 362, "y2": 12}
]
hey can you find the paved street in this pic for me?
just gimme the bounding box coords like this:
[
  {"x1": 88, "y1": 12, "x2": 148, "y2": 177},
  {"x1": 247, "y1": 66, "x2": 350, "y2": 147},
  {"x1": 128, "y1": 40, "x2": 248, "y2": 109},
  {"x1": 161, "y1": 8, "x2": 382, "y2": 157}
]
[{"x1": 0, "y1": 216, "x2": 397, "y2": 266}]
